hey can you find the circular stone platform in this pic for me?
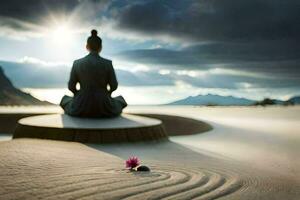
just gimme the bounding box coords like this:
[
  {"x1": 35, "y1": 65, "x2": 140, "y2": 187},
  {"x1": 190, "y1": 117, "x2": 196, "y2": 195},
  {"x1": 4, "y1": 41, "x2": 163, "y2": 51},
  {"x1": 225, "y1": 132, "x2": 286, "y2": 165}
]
[{"x1": 13, "y1": 114, "x2": 168, "y2": 143}]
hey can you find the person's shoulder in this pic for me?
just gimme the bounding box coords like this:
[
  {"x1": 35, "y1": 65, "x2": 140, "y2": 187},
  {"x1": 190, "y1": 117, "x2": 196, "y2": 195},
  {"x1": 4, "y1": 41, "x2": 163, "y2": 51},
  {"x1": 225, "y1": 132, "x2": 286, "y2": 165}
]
[
  {"x1": 100, "y1": 57, "x2": 112, "y2": 65},
  {"x1": 74, "y1": 56, "x2": 88, "y2": 65}
]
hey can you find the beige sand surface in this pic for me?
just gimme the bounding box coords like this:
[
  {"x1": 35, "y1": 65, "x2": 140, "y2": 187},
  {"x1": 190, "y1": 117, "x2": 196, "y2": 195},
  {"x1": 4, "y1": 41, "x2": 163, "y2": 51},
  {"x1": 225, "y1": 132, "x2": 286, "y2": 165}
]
[
  {"x1": 126, "y1": 106, "x2": 300, "y2": 177},
  {"x1": 0, "y1": 106, "x2": 299, "y2": 199},
  {"x1": 135, "y1": 114, "x2": 212, "y2": 136}
]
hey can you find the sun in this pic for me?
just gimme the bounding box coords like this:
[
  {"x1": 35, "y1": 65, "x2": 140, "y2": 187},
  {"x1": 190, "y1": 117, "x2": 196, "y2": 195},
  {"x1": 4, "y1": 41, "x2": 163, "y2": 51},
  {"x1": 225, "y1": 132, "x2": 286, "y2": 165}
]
[
  {"x1": 50, "y1": 24, "x2": 74, "y2": 45},
  {"x1": 44, "y1": 21, "x2": 78, "y2": 60}
]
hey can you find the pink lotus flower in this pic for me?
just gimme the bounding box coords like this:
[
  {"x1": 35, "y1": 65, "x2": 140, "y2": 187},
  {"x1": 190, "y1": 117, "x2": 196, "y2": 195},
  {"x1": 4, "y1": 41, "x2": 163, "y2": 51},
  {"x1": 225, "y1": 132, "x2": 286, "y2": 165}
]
[{"x1": 126, "y1": 156, "x2": 140, "y2": 169}]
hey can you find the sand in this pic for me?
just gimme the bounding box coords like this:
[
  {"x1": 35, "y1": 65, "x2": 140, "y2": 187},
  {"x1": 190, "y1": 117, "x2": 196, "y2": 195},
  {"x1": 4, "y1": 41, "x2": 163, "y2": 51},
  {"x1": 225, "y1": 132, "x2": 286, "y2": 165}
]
[
  {"x1": 0, "y1": 106, "x2": 299, "y2": 199},
  {"x1": 135, "y1": 114, "x2": 212, "y2": 136}
]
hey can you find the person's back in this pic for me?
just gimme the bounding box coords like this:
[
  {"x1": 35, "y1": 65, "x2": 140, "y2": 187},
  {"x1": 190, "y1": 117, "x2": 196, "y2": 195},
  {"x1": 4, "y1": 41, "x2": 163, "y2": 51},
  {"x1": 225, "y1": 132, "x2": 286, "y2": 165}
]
[
  {"x1": 70, "y1": 53, "x2": 117, "y2": 92},
  {"x1": 60, "y1": 30, "x2": 127, "y2": 118}
]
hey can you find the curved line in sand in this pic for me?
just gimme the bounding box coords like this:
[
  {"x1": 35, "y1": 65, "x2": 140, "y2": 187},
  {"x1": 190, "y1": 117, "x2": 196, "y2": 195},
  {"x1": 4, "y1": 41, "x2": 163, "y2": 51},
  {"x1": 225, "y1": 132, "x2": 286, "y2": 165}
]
[{"x1": 70, "y1": 166, "x2": 242, "y2": 200}]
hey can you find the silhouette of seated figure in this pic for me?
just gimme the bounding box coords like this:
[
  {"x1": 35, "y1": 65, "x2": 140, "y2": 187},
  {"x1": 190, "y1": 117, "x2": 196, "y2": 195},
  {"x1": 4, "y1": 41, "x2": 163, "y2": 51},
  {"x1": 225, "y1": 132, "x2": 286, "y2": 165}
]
[{"x1": 60, "y1": 29, "x2": 127, "y2": 118}]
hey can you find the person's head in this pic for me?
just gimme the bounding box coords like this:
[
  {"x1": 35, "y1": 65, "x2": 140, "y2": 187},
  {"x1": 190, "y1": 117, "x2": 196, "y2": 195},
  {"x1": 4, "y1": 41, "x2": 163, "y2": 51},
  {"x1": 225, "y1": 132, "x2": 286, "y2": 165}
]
[{"x1": 86, "y1": 29, "x2": 102, "y2": 53}]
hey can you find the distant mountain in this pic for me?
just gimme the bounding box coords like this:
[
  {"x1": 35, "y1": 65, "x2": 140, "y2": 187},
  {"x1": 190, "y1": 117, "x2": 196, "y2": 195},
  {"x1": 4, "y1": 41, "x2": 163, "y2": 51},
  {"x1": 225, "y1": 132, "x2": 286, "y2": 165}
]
[
  {"x1": 168, "y1": 94, "x2": 255, "y2": 106},
  {"x1": 254, "y1": 96, "x2": 300, "y2": 106},
  {"x1": 253, "y1": 98, "x2": 285, "y2": 106},
  {"x1": 168, "y1": 94, "x2": 300, "y2": 106},
  {"x1": 0, "y1": 66, "x2": 52, "y2": 105},
  {"x1": 289, "y1": 96, "x2": 300, "y2": 104}
]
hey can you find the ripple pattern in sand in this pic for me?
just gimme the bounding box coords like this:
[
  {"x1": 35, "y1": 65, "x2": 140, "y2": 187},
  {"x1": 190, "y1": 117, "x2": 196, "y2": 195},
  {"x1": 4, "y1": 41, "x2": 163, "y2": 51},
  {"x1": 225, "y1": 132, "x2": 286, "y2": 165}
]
[
  {"x1": 0, "y1": 139, "x2": 244, "y2": 200},
  {"x1": 57, "y1": 165, "x2": 243, "y2": 200}
]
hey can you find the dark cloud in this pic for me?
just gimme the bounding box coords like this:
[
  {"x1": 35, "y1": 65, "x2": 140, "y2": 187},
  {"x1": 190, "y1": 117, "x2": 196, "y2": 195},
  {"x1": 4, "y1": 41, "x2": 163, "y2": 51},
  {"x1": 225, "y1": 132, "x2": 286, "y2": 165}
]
[
  {"x1": 115, "y1": 41, "x2": 300, "y2": 89},
  {"x1": 2, "y1": 0, "x2": 300, "y2": 43},
  {"x1": 0, "y1": 0, "x2": 80, "y2": 22},
  {"x1": 3, "y1": 0, "x2": 300, "y2": 42},
  {"x1": 111, "y1": 1, "x2": 300, "y2": 81},
  {"x1": 0, "y1": 0, "x2": 109, "y2": 33},
  {"x1": 117, "y1": 41, "x2": 300, "y2": 64},
  {"x1": 116, "y1": 42, "x2": 300, "y2": 73},
  {"x1": 115, "y1": 0, "x2": 300, "y2": 42},
  {"x1": 1, "y1": 0, "x2": 300, "y2": 43},
  {"x1": 0, "y1": 0, "x2": 299, "y2": 91}
]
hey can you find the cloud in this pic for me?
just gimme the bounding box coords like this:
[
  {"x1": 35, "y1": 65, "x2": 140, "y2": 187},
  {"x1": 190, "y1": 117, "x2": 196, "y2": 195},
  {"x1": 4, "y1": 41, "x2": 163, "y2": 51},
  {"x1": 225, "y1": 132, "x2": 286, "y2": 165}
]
[
  {"x1": 2, "y1": 57, "x2": 298, "y2": 90},
  {"x1": 0, "y1": 0, "x2": 299, "y2": 93},
  {"x1": 0, "y1": 17, "x2": 44, "y2": 40},
  {"x1": 115, "y1": 42, "x2": 300, "y2": 79},
  {"x1": 18, "y1": 56, "x2": 70, "y2": 67},
  {"x1": 0, "y1": 58, "x2": 174, "y2": 88},
  {"x1": 117, "y1": 43, "x2": 300, "y2": 66},
  {"x1": 0, "y1": 0, "x2": 110, "y2": 39},
  {"x1": 114, "y1": 0, "x2": 300, "y2": 43},
  {"x1": 1, "y1": 0, "x2": 300, "y2": 45},
  {"x1": 0, "y1": 0, "x2": 79, "y2": 22},
  {"x1": 116, "y1": 69, "x2": 174, "y2": 86}
]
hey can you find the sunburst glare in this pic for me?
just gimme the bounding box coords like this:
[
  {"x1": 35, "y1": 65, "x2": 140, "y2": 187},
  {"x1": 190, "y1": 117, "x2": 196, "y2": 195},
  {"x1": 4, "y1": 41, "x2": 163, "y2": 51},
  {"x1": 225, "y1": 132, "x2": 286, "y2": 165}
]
[
  {"x1": 50, "y1": 24, "x2": 74, "y2": 45},
  {"x1": 43, "y1": 19, "x2": 81, "y2": 61}
]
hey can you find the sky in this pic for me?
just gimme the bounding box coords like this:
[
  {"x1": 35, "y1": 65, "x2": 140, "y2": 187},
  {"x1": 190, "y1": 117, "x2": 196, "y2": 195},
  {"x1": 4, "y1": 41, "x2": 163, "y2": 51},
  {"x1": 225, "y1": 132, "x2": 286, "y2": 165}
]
[{"x1": 0, "y1": 0, "x2": 299, "y2": 104}]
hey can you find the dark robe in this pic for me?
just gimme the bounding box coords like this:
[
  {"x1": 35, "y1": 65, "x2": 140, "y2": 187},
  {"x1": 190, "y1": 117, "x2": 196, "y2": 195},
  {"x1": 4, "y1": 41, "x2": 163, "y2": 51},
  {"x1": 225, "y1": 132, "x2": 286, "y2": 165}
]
[{"x1": 60, "y1": 52, "x2": 127, "y2": 118}]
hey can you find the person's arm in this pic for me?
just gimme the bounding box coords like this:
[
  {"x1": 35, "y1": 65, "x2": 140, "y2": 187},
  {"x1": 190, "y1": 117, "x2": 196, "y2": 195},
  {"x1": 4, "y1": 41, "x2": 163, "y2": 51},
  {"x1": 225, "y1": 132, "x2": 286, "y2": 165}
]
[
  {"x1": 108, "y1": 61, "x2": 118, "y2": 94},
  {"x1": 68, "y1": 61, "x2": 78, "y2": 94}
]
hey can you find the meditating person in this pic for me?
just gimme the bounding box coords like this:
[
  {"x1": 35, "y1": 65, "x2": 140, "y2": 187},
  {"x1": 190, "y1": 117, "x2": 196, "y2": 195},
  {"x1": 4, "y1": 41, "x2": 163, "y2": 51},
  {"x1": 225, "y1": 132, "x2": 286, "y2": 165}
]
[{"x1": 60, "y1": 29, "x2": 127, "y2": 118}]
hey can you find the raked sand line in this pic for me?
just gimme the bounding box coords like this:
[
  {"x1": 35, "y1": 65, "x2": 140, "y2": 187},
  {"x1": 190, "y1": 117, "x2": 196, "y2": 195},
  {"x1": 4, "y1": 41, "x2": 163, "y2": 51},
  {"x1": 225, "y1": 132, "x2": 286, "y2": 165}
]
[{"x1": 0, "y1": 139, "x2": 242, "y2": 200}]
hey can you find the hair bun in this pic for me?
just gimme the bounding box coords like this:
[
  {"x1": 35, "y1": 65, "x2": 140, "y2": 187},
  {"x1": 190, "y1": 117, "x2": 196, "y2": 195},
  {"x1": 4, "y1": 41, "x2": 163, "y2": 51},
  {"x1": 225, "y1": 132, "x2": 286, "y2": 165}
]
[{"x1": 91, "y1": 29, "x2": 98, "y2": 36}]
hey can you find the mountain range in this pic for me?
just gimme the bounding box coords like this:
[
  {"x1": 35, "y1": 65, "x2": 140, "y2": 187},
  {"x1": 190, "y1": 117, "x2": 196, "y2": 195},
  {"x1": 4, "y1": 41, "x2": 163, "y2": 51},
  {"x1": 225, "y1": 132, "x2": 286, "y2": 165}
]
[
  {"x1": 289, "y1": 96, "x2": 300, "y2": 104},
  {"x1": 168, "y1": 94, "x2": 300, "y2": 106}
]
